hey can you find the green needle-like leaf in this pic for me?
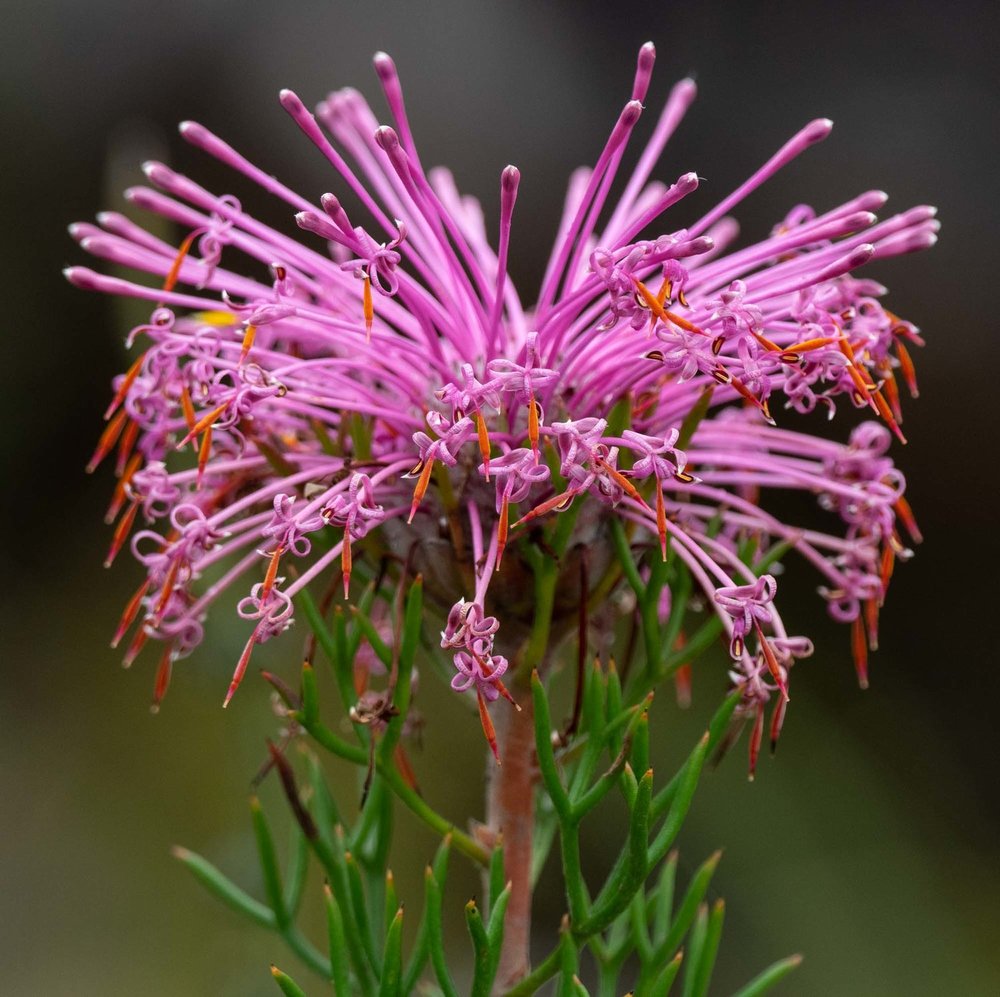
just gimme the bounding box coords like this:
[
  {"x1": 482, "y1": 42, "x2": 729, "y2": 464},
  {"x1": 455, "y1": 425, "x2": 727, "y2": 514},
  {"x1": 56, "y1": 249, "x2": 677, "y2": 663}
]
[
  {"x1": 557, "y1": 928, "x2": 581, "y2": 997},
  {"x1": 652, "y1": 851, "x2": 722, "y2": 965},
  {"x1": 378, "y1": 906, "x2": 404, "y2": 997},
  {"x1": 301, "y1": 661, "x2": 319, "y2": 725},
  {"x1": 653, "y1": 851, "x2": 678, "y2": 941},
  {"x1": 271, "y1": 964, "x2": 308, "y2": 997},
  {"x1": 344, "y1": 848, "x2": 379, "y2": 976},
  {"x1": 283, "y1": 827, "x2": 310, "y2": 919},
  {"x1": 648, "y1": 733, "x2": 709, "y2": 871},
  {"x1": 383, "y1": 870, "x2": 398, "y2": 942},
  {"x1": 486, "y1": 883, "x2": 513, "y2": 971},
  {"x1": 250, "y1": 796, "x2": 288, "y2": 928},
  {"x1": 425, "y1": 868, "x2": 458, "y2": 997},
  {"x1": 323, "y1": 884, "x2": 352, "y2": 996},
  {"x1": 680, "y1": 904, "x2": 709, "y2": 997},
  {"x1": 650, "y1": 951, "x2": 684, "y2": 997},
  {"x1": 171, "y1": 846, "x2": 276, "y2": 930},
  {"x1": 577, "y1": 768, "x2": 653, "y2": 936},
  {"x1": 466, "y1": 900, "x2": 495, "y2": 997},
  {"x1": 729, "y1": 954, "x2": 803, "y2": 997},
  {"x1": 689, "y1": 899, "x2": 725, "y2": 997},
  {"x1": 532, "y1": 671, "x2": 572, "y2": 821}
]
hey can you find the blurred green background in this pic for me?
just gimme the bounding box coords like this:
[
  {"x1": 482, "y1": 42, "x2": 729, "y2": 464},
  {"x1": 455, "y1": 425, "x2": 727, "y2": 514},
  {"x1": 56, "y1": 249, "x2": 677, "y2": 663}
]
[{"x1": 2, "y1": 0, "x2": 998, "y2": 993}]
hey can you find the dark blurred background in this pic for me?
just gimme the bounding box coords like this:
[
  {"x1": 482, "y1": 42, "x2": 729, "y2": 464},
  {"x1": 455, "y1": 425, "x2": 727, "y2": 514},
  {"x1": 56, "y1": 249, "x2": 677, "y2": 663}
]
[{"x1": 2, "y1": 0, "x2": 998, "y2": 993}]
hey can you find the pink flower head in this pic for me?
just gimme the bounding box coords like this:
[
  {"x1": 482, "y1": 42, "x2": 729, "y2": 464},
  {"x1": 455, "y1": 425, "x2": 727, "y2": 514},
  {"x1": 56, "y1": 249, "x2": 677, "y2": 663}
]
[{"x1": 73, "y1": 43, "x2": 931, "y2": 742}]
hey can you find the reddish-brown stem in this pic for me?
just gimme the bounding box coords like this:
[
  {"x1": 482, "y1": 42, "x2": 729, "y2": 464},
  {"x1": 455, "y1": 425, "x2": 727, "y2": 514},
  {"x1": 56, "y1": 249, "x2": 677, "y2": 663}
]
[{"x1": 486, "y1": 682, "x2": 536, "y2": 992}]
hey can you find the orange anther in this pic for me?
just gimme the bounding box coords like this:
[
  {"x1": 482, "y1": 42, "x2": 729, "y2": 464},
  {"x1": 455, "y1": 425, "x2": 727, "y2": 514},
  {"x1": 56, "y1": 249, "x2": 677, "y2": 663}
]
[
  {"x1": 238, "y1": 323, "x2": 257, "y2": 365},
  {"x1": 261, "y1": 546, "x2": 284, "y2": 600},
  {"x1": 633, "y1": 278, "x2": 707, "y2": 335},
  {"x1": 341, "y1": 533, "x2": 352, "y2": 599},
  {"x1": 179, "y1": 385, "x2": 197, "y2": 434},
  {"x1": 864, "y1": 597, "x2": 880, "y2": 652},
  {"x1": 87, "y1": 408, "x2": 128, "y2": 474},
  {"x1": 105, "y1": 451, "x2": 143, "y2": 524},
  {"x1": 851, "y1": 615, "x2": 869, "y2": 689},
  {"x1": 179, "y1": 402, "x2": 227, "y2": 449},
  {"x1": 152, "y1": 558, "x2": 181, "y2": 623},
  {"x1": 104, "y1": 351, "x2": 148, "y2": 421},
  {"x1": 893, "y1": 494, "x2": 923, "y2": 543},
  {"x1": 655, "y1": 487, "x2": 668, "y2": 561},
  {"x1": 122, "y1": 624, "x2": 150, "y2": 669},
  {"x1": 513, "y1": 489, "x2": 577, "y2": 528},
  {"x1": 223, "y1": 627, "x2": 259, "y2": 708},
  {"x1": 150, "y1": 645, "x2": 173, "y2": 714},
  {"x1": 527, "y1": 391, "x2": 540, "y2": 462},
  {"x1": 362, "y1": 273, "x2": 374, "y2": 342},
  {"x1": 476, "y1": 410, "x2": 491, "y2": 480},
  {"x1": 112, "y1": 578, "x2": 151, "y2": 649},
  {"x1": 895, "y1": 340, "x2": 919, "y2": 398},
  {"x1": 497, "y1": 493, "x2": 509, "y2": 570},
  {"x1": 477, "y1": 689, "x2": 501, "y2": 765},
  {"x1": 115, "y1": 416, "x2": 140, "y2": 475},
  {"x1": 197, "y1": 425, "x2": 213, "y2": 485},
  {"x1": 407, "y1": 456, "x2": 435, "y2": 524},
  {"x1": 163, "y1": 230, "x2": 199, "y2": 294},
  {"x1": 105, "y1": 499, "x2": 139, "y2": 568},
  {"x1": 754, "y1": 620, "x2": 789, "y2": 702}
]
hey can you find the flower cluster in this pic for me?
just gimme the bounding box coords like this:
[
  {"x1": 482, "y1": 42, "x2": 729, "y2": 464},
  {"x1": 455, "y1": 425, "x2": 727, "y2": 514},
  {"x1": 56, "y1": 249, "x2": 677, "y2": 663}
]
[{"x1": 72, "y1": 44, "x2": 930, "y2": 768}]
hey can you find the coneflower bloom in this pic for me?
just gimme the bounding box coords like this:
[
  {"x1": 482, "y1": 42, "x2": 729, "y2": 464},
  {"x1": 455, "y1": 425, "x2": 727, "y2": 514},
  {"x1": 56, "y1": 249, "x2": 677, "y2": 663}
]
[{"x1": 70, "y1": 43, "x2": 932, "y2": 767}]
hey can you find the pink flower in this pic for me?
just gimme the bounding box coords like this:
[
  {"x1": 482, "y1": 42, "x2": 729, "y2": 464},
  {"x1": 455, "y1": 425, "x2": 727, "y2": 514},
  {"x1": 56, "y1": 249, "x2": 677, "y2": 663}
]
[{"x1": 73, "y1": 42, "x2": 931, "y2": 755}]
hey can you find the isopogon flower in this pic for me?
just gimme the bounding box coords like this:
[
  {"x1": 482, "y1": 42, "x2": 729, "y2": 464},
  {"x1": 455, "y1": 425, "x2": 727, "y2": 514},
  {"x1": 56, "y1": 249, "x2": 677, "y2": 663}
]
[{"x1": 72, "y1": 43, "x2": 932, "y2": 768}]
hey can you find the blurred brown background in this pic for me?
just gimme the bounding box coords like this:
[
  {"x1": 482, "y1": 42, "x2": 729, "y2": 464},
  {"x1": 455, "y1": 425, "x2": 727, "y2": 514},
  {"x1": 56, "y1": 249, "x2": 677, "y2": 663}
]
[{"x1": 2, "y1": 0, "x2": 998, "y2": 993}]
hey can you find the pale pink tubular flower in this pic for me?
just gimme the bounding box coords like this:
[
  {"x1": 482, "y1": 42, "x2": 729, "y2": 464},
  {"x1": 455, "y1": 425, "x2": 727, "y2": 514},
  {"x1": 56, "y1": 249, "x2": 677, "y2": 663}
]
[{"x1": 72, "y1": 43, "x2": 932, "y2": 765}]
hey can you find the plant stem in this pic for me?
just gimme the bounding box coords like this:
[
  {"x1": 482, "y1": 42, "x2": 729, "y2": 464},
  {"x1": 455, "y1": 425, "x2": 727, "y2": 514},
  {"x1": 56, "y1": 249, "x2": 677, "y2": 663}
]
[{"x1": 486, "y1": 680, "x2": 537, "y2": 993}]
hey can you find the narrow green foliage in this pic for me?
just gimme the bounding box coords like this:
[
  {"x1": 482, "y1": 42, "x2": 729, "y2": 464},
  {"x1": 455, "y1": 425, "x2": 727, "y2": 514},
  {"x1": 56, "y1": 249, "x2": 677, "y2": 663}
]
[
  {"x1": 650, "y1": 952, "x2": 684, "y2": 997},
  {"x1": 271, "y1": 965, "x2": 308, "y2": 997},
  {"x1": 653, "y1": 851, "x2": 723, "y2": 966},
  {"x1": 251, "y1": 796, "x2": 288, "y2": 928},
  {"x1": 532, "y1": 670, "x2": 572, "y2": 821},
  {"x1": 680, "y1": 904, "x2": 710, "y2": 997},
  {"x1": 378, "y1": 906, "x2": 404, "y2": 997},
  {"x1": 172, "y1": 846, "x2": 275, "y2": 930},
  {"x1": 184, "y1": 539, "x2": 801, "y2": 997},
  {"x1": 425, "y1": 869, "x2": 458, "y2": 997},
  {"x1": 689, "y1": 900, "x2": 725, "y2": 997},
  {"x1": 730, "y1": 955, "x2": 804, "y2": 997},
  {"x1": 653, "y1": 852, "x2": 679, "y2": 941},
  {"x1": 648, "y1": 734, "x2": 709, "y2": 869},
  {"x1": 323, "y1": 885, "x2": 352, "y2": 996},
  {"x1": 283, "y1": 828, "x2": 310, "y2": 919},
  {"x1": 344, "y1": 848, "x2": 379, "y2": 975},
  {"x1": 466, "y1": 900, "x2": 495, "y2": 997},
  {"x1": 301, "y1": 661, "x2": 319, "y2": 725},
  {"x1": 384, "y1": 871, "x2": 399, "y2": 942},
  {"x1": 577, "y1": 768, "x2": 653, "y2": 936}
]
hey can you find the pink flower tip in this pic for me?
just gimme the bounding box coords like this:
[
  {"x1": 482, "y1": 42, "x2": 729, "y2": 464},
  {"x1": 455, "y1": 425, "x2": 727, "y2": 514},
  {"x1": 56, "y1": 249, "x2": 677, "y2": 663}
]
[
  {"x1": 375, "y1": 125, "x2": 401, "y2": 152},
  {"x1": 373, "y1": 51, "x2": 396, "y2": 77},
  {"x1": 63, "y1": 266, "x2": 94, "y2": 288},
  {"x1": 622, "y1": 99, "x2": 644, "y2": 124},
  {"x1": 501, "y1": 165, "x2": 520, "y2": 191},
  {"x1": 804, "y1": 118, "x2": 834, "y2": 142},
  {"x1": 278, "y1": 89, "x2": 307, "y2": 116}
]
